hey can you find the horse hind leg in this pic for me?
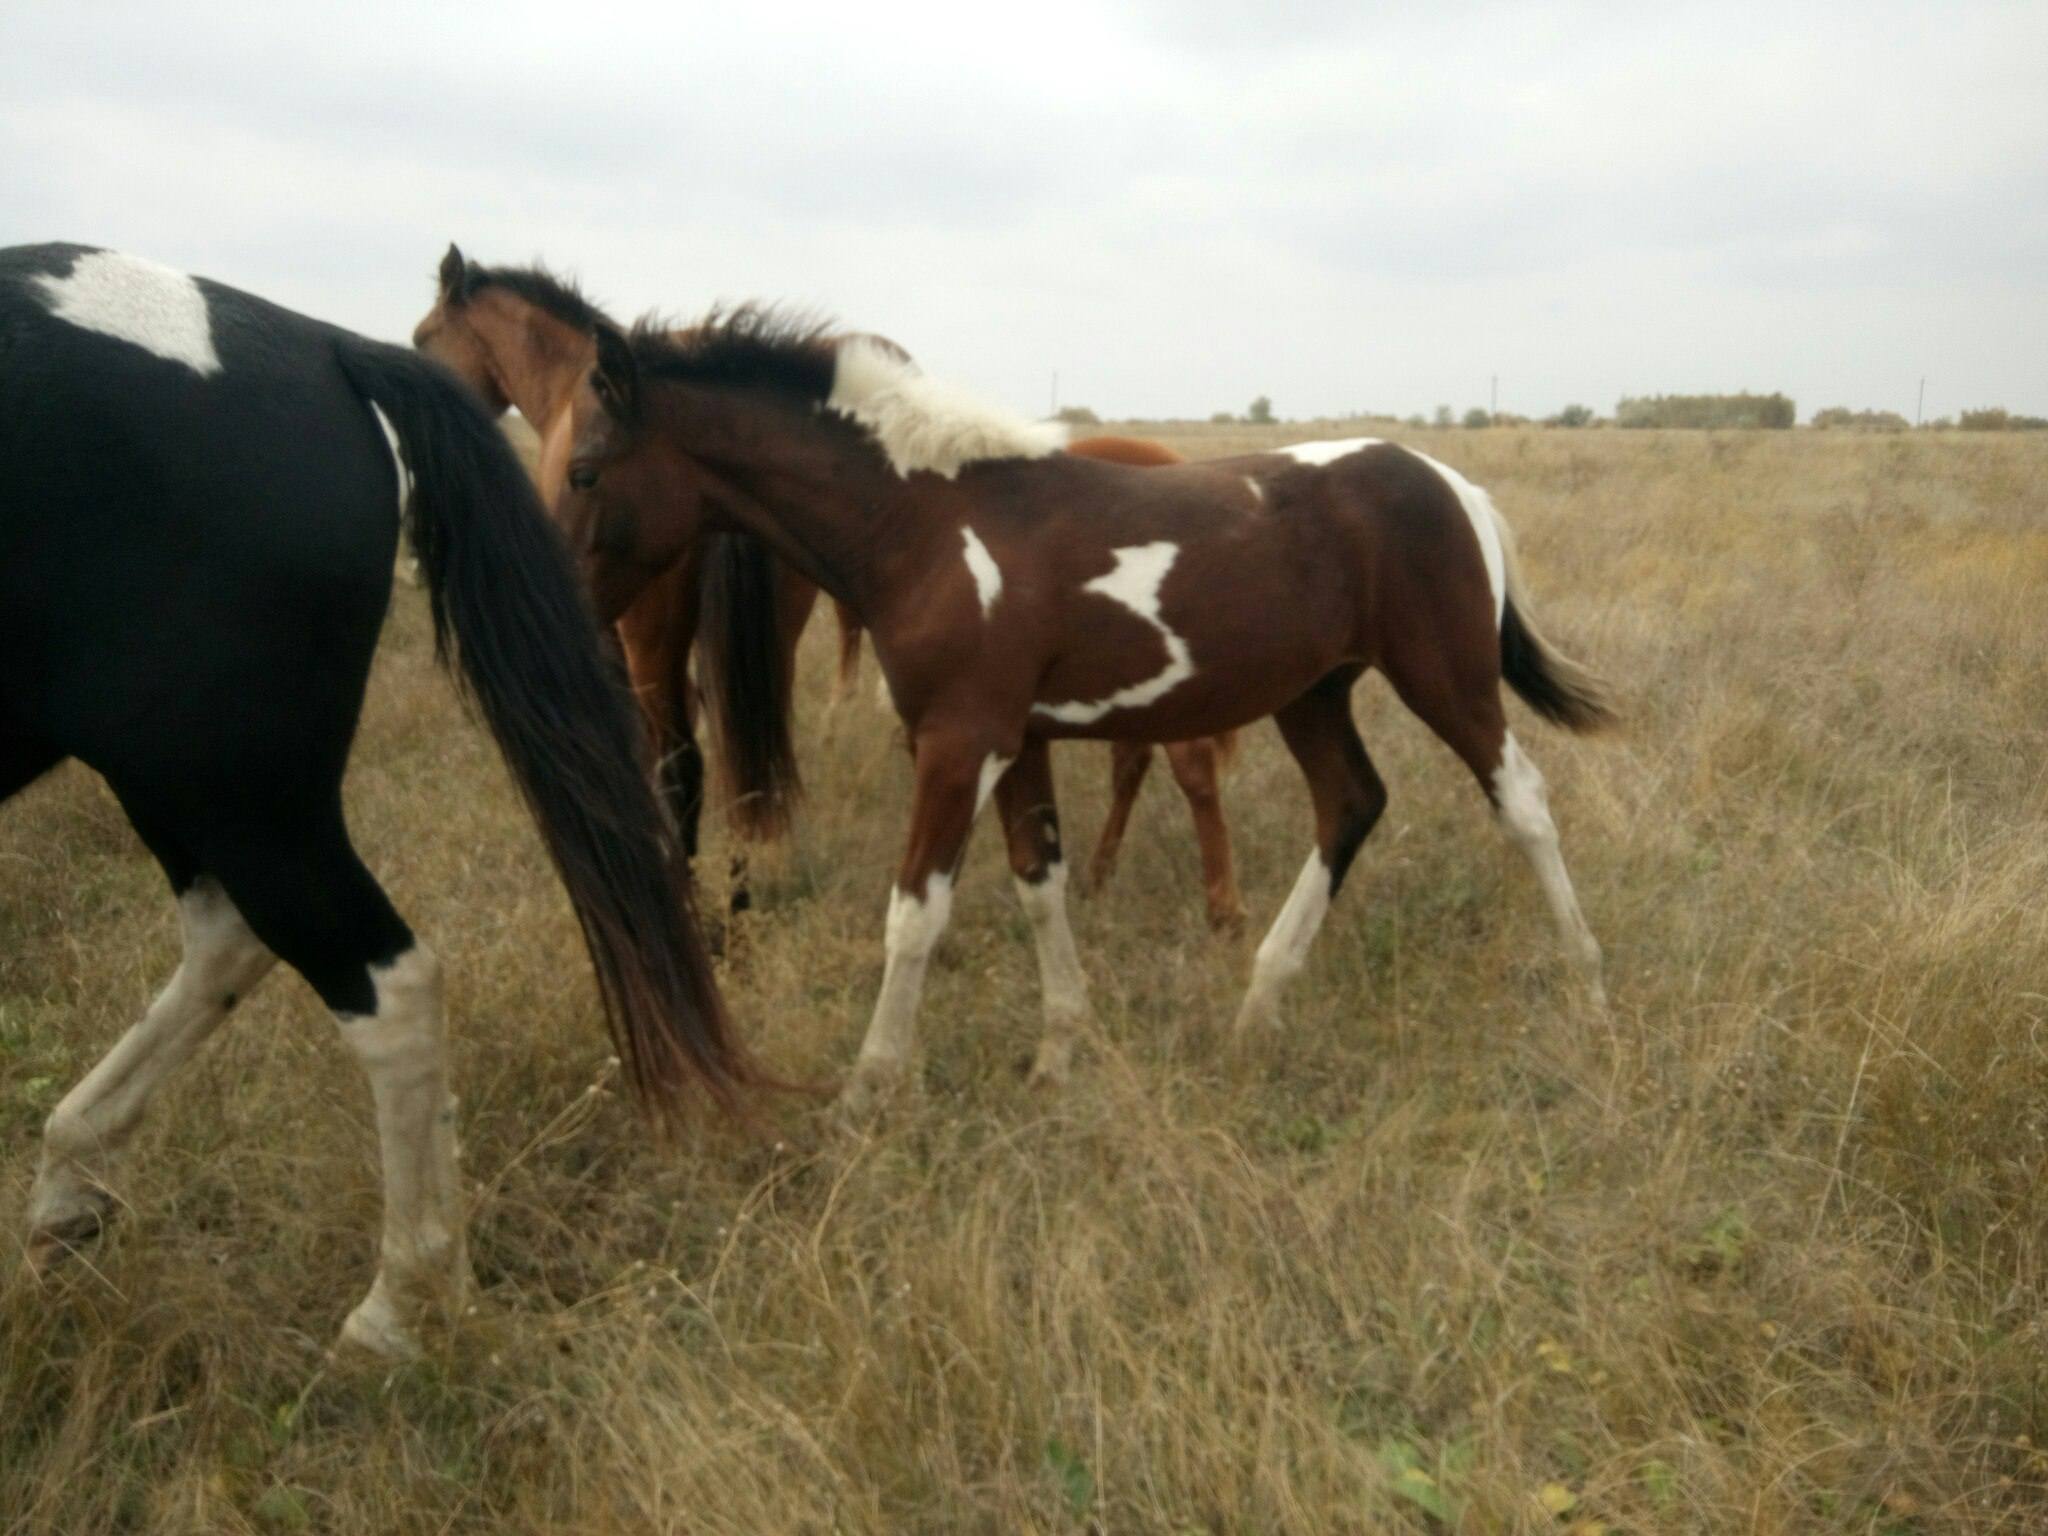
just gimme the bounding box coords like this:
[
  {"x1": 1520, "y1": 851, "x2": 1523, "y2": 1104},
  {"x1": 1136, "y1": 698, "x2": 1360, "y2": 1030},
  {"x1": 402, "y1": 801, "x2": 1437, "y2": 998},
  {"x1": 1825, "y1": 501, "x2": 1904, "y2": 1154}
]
[
  {"x1": 1491, "y1": 732, "x2": 1605, "y2": 1007},
  {"x1": 995, "y1": 739, "x2": 1092, "y2": 1088},
  {"x1": 207, "y1": 814, "x2": 467, "y2": 1358},
  {"x1": 1236, "y1": 674, "x2": 1386, "y2": 1030},
  {"x1": 1382, "y1": 646, "x2": 1605, "y2": 1008},
  {"x1": 1164, "y1": 737, "x2": 1246, "y2": 932},
  {"x1": 1082, "y1": 741, "x2": 1153, "y2": 897},
  {"x1": 27, "y1": 874, "x2": 277, "y2": 1267}
]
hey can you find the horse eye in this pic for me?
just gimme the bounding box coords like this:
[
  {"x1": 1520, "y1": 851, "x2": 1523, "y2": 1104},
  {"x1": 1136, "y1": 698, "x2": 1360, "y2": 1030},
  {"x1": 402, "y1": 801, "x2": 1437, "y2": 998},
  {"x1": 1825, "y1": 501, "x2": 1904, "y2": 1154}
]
[{"x1": 567, "y1": 464, "x2": 598, "y2": 492}]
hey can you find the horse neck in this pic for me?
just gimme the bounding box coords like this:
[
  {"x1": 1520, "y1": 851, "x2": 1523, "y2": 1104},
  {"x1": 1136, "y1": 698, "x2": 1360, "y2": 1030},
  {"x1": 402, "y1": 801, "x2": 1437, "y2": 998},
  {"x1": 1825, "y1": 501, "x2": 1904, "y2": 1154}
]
[
  {"x1": 657, "y1": 396, "x2": 902, "y2": 614},
  {"x1": 478, "y1": 302, "x2": 593, "y2": 431}
]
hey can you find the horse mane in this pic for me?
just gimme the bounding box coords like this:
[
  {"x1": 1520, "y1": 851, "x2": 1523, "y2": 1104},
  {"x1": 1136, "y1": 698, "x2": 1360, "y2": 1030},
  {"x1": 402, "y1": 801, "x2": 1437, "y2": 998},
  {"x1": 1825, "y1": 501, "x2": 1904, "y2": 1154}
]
[
  {"x1": 628, "y1": 305, "x2": 839, "y2": 403},
  {"x1": 460, "y1": 261, "x2": 614, "y2": 334},
  {"x1": 629, "y1": 305, "x2": 1068, "y2": 479}
]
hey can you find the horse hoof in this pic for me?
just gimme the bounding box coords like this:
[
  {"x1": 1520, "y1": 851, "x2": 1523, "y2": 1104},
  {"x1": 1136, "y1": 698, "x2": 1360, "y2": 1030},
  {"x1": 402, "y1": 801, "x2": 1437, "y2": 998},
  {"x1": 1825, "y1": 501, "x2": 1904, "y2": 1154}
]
[
  {"x1": 335, "y1": 1295, "x2": 422, "y2": 1362},
  {"x1": 24, "y1": 1196, "x2": 114, "y2": 1277},
  {"x1": 832, "y1": 1063, "x2": 908, "y2": 1130},
  {"x1": 1024, "y1": 1059, "x2": 1069, "y2": 1093},
  {"x1": 1231, "y1": 998, "x2": 1280, "y2": 1034}
]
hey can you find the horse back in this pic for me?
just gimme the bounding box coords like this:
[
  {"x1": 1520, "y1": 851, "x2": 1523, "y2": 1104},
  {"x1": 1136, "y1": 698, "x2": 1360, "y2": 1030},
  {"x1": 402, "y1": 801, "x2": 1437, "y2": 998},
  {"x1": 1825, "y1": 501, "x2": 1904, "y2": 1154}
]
[{"x1": 0, "y1": 244, "x2": 405, "y2": 790}]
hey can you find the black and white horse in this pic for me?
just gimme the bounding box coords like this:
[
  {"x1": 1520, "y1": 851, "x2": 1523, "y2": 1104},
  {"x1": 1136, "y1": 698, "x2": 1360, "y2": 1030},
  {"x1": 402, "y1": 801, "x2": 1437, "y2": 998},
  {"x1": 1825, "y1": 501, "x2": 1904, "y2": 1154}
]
[{"x1": 0, "y1": 244, "x2": 746, "y2": 1356}]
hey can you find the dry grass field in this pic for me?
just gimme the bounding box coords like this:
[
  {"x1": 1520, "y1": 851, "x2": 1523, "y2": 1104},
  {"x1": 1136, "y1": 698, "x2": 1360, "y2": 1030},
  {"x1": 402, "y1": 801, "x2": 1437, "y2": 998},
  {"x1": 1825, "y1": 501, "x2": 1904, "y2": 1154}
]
[{"x1": 4, "y1": 424, "x2": 2046, "y2": 1533}]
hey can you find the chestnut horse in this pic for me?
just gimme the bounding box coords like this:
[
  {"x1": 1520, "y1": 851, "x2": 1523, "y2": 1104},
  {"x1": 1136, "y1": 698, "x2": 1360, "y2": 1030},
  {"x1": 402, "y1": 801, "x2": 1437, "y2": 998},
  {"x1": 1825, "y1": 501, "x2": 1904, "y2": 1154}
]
[
  {"x1": 412, "y1": 246, "x2": 844, "y2": 866},
  {"x1": 560, "y1": 310, "x2": 1614, "y2": 1115}
]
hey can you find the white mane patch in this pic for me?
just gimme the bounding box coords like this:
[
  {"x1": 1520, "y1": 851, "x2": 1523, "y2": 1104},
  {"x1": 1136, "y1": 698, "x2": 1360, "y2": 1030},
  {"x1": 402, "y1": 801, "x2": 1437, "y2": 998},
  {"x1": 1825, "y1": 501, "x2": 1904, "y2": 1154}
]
[
  {"x1": 1279, "y1": 436, "x2": 1381, "y2": 467},
  {"x1": 1033, "y1": 541, "x2": 1195, "y2": 726},
  {"x1": 33, "y1": 250, "x2": 221, "y2": 377},
  {"x1": 960, "y1": 526, "x2": 1003, "y2": 617},
  {"x1": 828, "y1": 336, "x2": 1066, "y2": 479}
]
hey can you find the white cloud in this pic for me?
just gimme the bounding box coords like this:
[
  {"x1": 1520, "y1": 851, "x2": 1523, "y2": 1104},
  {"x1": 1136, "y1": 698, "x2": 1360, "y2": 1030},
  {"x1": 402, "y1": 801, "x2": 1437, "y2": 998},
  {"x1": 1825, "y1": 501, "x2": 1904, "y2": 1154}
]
[{"x1": 3, "y1": 0, "x2": 2042, "y2": 420}]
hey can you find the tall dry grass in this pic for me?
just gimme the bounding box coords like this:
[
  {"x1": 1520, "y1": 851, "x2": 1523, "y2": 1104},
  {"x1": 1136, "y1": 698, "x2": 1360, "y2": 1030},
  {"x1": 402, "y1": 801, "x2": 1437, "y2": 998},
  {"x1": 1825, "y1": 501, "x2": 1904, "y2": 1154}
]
[{"x1": 3, "y1": 426, "x2": 2045, "y2": 1532}]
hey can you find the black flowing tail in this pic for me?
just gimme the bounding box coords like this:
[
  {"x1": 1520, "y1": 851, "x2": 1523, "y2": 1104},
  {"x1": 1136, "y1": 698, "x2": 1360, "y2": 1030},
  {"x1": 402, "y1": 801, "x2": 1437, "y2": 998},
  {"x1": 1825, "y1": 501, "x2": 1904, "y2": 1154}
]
[
  {"x1": 696, "y1": 531, "x2": 802, "y2": 842},
  {"x1": 335, "y1": 337, "x2": 747, "y2": 1119}
]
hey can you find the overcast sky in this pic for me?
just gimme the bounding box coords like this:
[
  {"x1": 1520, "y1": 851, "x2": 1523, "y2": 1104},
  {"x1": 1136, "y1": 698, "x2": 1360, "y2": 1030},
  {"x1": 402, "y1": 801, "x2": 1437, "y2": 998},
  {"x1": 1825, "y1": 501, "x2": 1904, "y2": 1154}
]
[{"x1": 5, "y1": 1, "x2": 2043, "y2": 422}]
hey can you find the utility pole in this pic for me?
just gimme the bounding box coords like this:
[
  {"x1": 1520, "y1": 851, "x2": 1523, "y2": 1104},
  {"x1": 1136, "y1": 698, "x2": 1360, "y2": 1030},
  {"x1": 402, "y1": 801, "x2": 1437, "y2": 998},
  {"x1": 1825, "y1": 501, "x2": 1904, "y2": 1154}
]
[{"x1": 1916, "y1": 376, "x2": 1926, "y2": 427}]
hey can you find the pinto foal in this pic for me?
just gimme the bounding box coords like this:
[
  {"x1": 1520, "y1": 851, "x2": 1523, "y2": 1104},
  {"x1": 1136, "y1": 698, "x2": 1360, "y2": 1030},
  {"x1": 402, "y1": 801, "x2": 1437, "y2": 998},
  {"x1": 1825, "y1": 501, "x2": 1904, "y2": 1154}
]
[{"x1": 560, "y1": 311, "x2": 1613, "y2": 1113}]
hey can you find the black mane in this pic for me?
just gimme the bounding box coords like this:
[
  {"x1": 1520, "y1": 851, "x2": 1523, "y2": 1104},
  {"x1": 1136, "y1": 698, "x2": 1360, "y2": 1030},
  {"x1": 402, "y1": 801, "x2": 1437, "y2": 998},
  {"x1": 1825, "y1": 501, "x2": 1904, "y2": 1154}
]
[
  {"x1": 627, "y1": 305, "x2": 838, "y2": 406},
  {"x1": 462, "y1": 261, "x2": 613, "y2": 333}
]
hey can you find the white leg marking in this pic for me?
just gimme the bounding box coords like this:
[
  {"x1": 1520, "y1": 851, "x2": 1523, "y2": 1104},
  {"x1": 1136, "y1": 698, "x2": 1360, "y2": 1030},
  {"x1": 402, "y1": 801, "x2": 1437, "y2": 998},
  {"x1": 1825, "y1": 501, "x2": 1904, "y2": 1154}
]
[
  {"x1": 1015, "y1": 860, "x2": 1091, "y2": 1084},
  {"x1": 368, "y1": 402, "x2": 415, "y2": 520},
  {"x1": 334, "y1": 945, "x2": 468, "y2": 1358},
  {"x1": 1233, "y1": 851, "x2": 1334, "y2": 1030},
  {"x1": 960, "y1": 526, "x2": 1003, "y2": 618},
  {"x1": 32, "y1": 250, "x2": 222, "y2": 376},
  {"x1": 828, "y1": 336, "x2": 1066, "y2": 478},
  {"x1": 1278, "y1": 436, "x2": 1381, "y2": 467},
  {"x1": 974, "y1": 753, "x2": 1014, "y2": 819},
  {"x1": 844, "y1": 873, "x2": 956, "y2": 1109},
  {"x1": 1493, "y1": 733, "x2": 1605, "y2": 1004},
  {"x1": 1032, "y1": 541, "x2": 1196, "y2": 725},
  {"x1": 28, "y1": 879, "x2": 275, "y2": 1243},
  {"x1": 1244, "y1": 475, "x2": 1266, "y2": 503}
]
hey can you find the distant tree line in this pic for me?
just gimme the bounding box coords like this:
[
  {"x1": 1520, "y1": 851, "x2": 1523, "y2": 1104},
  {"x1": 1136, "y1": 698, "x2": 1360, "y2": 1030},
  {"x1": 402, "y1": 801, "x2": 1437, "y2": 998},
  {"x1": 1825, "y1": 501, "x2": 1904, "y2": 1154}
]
[
  {"x1": 1616, "y1": 392, "x2": 1796, "y2": 429},
  {"x1": 1163, "y1": 393, "x2": 2045, "y2": 433},
  {"x1": 1811, "y1": 407, "x2": 1908, "y2": 432},
  {"x1": 1955, "y1": 407, "x2": 2048, "y2": 431}
]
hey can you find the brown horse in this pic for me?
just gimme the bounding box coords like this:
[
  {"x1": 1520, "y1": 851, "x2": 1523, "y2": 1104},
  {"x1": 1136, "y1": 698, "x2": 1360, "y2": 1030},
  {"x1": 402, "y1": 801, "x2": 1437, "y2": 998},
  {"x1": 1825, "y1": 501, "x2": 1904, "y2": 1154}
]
[
  {"x1": 411, "y1": 246, "x2": 842, "y2": 866},
  {"x1": 559, "y1": 310, "x2": 1614, "y2": 1115}
]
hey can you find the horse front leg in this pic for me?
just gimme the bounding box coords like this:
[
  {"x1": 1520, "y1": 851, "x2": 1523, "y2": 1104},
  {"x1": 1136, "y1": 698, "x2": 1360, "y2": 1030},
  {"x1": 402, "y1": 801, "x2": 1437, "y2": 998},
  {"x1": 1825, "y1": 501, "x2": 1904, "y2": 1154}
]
[
  {"x1": 1235, "y1": 672, "x2": 1386, "y2": 1031},
  {"x1": 994, "y1": 739, "x2": 1092, "y2": 1088},
  {"x1": 838, "y1": 731, "x2": 1003, "y2": 1121},
  {"x1": 616, "y1": 562, "x2": 704, "y2": 864}
]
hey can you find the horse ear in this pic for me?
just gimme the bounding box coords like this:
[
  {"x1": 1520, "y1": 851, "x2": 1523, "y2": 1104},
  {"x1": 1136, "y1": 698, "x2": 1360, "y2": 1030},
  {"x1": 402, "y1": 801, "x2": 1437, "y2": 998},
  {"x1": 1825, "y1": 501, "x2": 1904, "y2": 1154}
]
[
  {"x1": 438, "y1": 243, "x2": 466, "y2": 299},
  {"x1": 591, "y1": 323, "x2": 639, "y2": 419}
]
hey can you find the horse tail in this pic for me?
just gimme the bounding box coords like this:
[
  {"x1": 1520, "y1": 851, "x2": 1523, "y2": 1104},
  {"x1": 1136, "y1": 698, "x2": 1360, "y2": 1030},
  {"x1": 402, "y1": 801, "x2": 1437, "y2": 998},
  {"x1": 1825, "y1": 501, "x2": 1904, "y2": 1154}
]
[
  {"x1": 1486, "y1": 498, "x2": 1616, "y2": 734},
  {"x1": 334, "y1": 337, "x2": 749, "y2": 1119},
  {"x1": 832, "y1": 598, "x2": 865, "y2": 698},
  {"x1": 695, "y1": 530, "x2": 802, "y2": 842}
]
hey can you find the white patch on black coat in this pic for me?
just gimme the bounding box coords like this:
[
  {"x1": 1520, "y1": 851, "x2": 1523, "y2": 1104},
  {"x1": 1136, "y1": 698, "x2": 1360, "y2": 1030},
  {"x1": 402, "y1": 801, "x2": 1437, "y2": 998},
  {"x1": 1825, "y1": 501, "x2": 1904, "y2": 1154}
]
[
  {"x1": 33, "y1": 250, "x2": 222, "y2": 376},
  {"x1": 368, "y1": 403, "x2": 414, "y2": 519}
]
